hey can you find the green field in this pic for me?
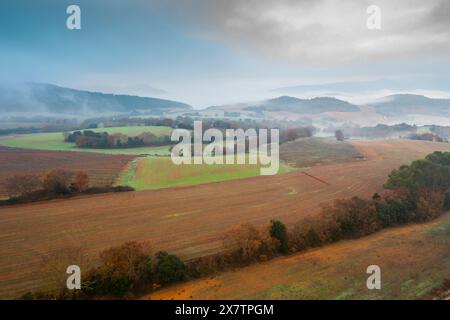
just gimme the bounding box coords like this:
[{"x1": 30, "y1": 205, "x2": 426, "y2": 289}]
[
  {"x1": 118, "y1": 156, "x2": 295, "y2": 190},
  {"x1": 0, "y1": 126, "x2": 173, "y2": 155}
]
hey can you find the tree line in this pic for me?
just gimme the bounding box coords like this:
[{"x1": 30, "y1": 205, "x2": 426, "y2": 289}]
[
  {"x1": 64, "y1": 130, "x2": 173, "y2": 149},
  {"x1": 3, "y1": 169, "x2": 133, "y2": 205},
  {"x1": 22, "y1": 151, "x2": 450, "y2": 299}
]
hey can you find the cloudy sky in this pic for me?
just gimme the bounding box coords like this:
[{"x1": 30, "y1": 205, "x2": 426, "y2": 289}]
[{"x1": 1, "y1": 0, "x2": 450, "y2": 108}]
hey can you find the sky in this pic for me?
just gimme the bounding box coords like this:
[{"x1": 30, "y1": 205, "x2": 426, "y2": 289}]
[{"x1": 1, "y1": 0, "x2": 450, "y2": 108}]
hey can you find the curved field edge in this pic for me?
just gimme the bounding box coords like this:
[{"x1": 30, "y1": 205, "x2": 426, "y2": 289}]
[
  {"x1": 0, "y1": 146, "x2": 136, "y2": 198},
  {"x1": 146, "y1": 212, "x2": 450, "y2": 300},
  {"x1": 1, "y1": 139, "x2": 450, "y2": 298},
  {"x1": 0, "y1": 126, "x2": 173, "y2": 156},
  {"x1": 116, "y1": 156, "x2": 296, "y2": 191}
]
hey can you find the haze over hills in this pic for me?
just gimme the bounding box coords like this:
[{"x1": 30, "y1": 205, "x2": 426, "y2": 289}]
[
  {"x1": 2, "y1": 83, "x2": 450, "y2": 127},
  {"x1": 245, "y1": 96, "x2": 360, "y2": 114},
  {"x1": 206, "y1": 96, "x2": 360, "y2": 115},
  {"x1": 372, "y1": 94, "x2": 450, "y2": 117},
  {"x1": 0, "y1": 83, "x2": 192, "y2": 116},
  {"x1": 204, "y1": 94, "x2": 450, "y2": 126}
]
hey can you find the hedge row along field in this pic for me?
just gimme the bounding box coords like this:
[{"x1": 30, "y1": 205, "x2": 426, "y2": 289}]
[
  {"x1": 1, "y1": 140, "x2": 450, "y2": 298},
  {"x1": 0, "y1": 126, "x2": 173, "y2": 155},
  {"x1": 23, "y1": 149, "x2": 450, "y2": 299},
  {"x1": 0, "y1": 146, "x2": 136, "y2": 198}
]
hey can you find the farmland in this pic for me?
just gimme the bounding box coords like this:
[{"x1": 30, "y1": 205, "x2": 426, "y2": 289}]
[
  {"x1": 0, "y1": 126, "x2": 173, "y2": 155},
  {"x1": 147, "y1": 212, "x2": 450, "y2": 300},
  {"x1": 279, "y1": 137, "x2": 363, "y2": 168},
  {"x1": 0, "y1": 146, "x2": 136, "y2": 198},
  {"x1": 1, "y1": 139, "x2": 450, "y2": 298},
  {"x1": 119, "y1": 156, "x2": 294, "y2": 191}
]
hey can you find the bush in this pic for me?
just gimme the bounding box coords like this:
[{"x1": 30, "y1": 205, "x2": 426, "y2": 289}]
[
  {"x1": 5, "y1": 174, "x2": 42, "y2": 198},
  {"x1": 155, "y1": 251, "x2": 186, "y2": 285},
  {"x1": 223, "y1": 223, "x2": 279, "y2": 264},
  {"x1": 269, "y1": 220, "x2": 288, "y2": 254},
  {"x1": 328, "y1": 197, "x2": 381, "y2": 239},
  {"x1": 42, "y1": 169, "x2": 73, "y2": 194},
  {"x1": 84, "y1": 241, "x2": 153, "y2": 297},
  {"x1": 305, "y1": 228, "x2": 322, "y2": 247},
  {"x1": 375, "y1": 194, "x2": 414, "y2": 227},
  {"x1": 72, "y1": 171, "x2": 89, "y2": 192}
]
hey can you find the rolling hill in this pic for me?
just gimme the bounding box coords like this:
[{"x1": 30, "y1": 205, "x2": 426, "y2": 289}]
[
  {"x1": 207, "y1": 96, "x2": 360, "y2": 116},
  {"x1": 372, "y1": 94, "x2": 450, "y2": 117},
  {"x1": 1, "y1": 139, "x2": 450, "y2": 298},
  {"x1": 0, "y1": 83, "x2": 192, "y2": 115}
]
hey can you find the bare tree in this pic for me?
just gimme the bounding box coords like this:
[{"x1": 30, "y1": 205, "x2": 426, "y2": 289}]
[{"x1": 5, "y1": 174, "x2": 42, "y2": 198}]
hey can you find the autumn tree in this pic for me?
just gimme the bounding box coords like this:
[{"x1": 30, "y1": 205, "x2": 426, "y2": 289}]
[
  {"x1": 223, "y1": 223, "x2": 280, "y2": 263},
  {"x1": 72, "y1": 171, "x2": 89, "y2": 192},
  {"x1": 5, "y1": 174, "x2": 42, "y2": 198},
  {"x1": 223, "y1": 223, "x2": 263, "y2": 262},
  {"x1": 42, "y1": 169, "x2": 74, "y2": 194},
  {"x1": 85, "y1": 241, "x2": 153, "y2": 297}
]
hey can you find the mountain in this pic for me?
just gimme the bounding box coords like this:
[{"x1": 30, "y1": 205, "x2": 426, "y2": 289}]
[
  {"x1": 0, "y1": 83, "x2": 192, "y2": 115},
  {"x1": 372, "y1": 94, "x2": 450, "y2": 117}
]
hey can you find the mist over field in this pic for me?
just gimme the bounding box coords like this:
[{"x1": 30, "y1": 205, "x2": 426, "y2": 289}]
[{"x1": 0, "y1": 0, "x2": 449, "y2": 304}]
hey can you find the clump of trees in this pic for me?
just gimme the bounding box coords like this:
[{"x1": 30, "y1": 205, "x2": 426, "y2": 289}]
[
  {"x1": 83, "y1": 242, "x2": 154, "y2": 297},
  {"x1": 155, "y1": 251, "x2": 186, "y2": 285},
  {"x1": 289, "y1": 151, "x2": 450, "y2": 250},
  {"x1": 279, "y1": 127, "x2": 314, "y2": 144},
  {"x1": 5, "y1": 174, "x2": 42, "y2": 198},
  {"x1": 5, "y1": 169, "x2": 87, "y2": 199},
  {"x1": 22, "y1": 151, "x2": 450, "y2": 299},
  {"x1": 223, "y1": 223, "x2": 281, "y2": 263},
  {"x1": 64, "y1": 130, "x2": 172, "y2": 149},
  {"x1": 29, "y1": 241, "x2": 188, "y2": 299},
  {"x1": 407, "y1": 133, "x2": 446, "y2": 142},
  {"x1": 3, "y1": 169, "x2": 133, "y2": 205}
]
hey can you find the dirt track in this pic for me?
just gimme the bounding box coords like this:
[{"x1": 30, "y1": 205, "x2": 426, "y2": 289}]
[{"x1": 0, "y1": 139, "x2": 449, "y2": 298}]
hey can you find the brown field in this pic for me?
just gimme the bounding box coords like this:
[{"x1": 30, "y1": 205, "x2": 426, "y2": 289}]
[
  {"x1": 0, "y1": 147, "x2": 136, "y2": 198},
  {"x1": 1, "y1": 139, "x2": 450, "y2": 298},
  {"x1": 279, "y1": 137, "x2": 363, "y2": 168},
  {"x1": 146, "y1": 212, "x2": 450, "y2": 300}
]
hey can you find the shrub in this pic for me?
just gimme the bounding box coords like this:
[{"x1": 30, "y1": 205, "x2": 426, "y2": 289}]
[
  {"x1": 42, "y1": 169, "x2": 73, "y2": 194},
  {"x1": 305, "y1": 228, "x2": 322, "y2": 247},
  {"x1": 5, "y1": 174, "x2": 42, "y2": 198},
  {"x1": 155, "y1": 251, "x2": 186, "y2": 285},
  {"x1": 84, "y1": 241, "x2": 153, "y2": 297},
  {"x1": 224, "y1": 223, "x2": 280, "y2": 263},
  {"x1": 328, "y1": 197, "x2": 381, "y2": 239},
  {"x1": 269, "y1": 220, "x2": 288, "y2": 254},
  {"x1": 72, "y1": 171, "x2": 89, "y2": 192}
]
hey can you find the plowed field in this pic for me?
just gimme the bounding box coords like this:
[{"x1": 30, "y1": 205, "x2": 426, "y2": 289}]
[
  {"x1": 0, "y1": 147, "x2": 136, "y2": 197},
  {"x1": 1, "y1": 139, "x2": 450, "y2": 298}
]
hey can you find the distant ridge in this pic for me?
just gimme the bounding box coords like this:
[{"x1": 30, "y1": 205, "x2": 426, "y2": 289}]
[
  {"x1": 209, "y1": 96, "x2": 360, "y2": 114},
  {"x1": 0, "y1": 83, "x2": 192, "y2": 114},
  {"x1": 372, "y1": 94, "x2": 450, "y2": 116}
]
